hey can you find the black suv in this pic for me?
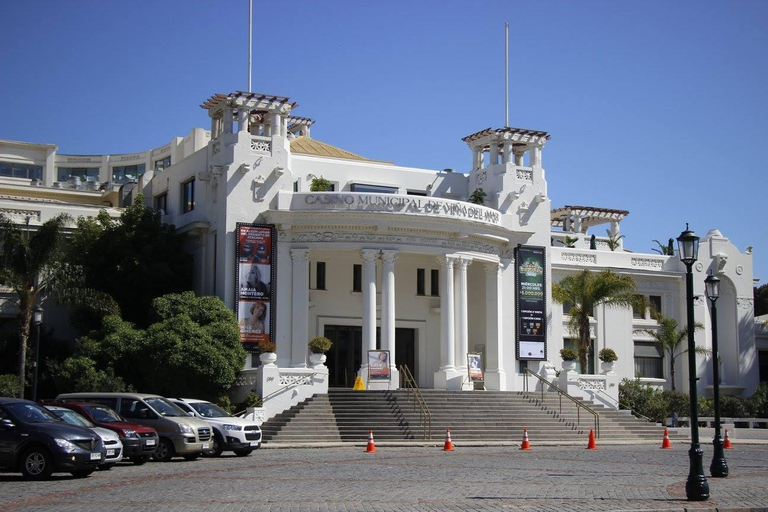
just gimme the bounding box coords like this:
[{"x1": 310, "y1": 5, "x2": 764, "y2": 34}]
[{"x1": 0, "y1": 397, "x2": 104, "y2": 479}]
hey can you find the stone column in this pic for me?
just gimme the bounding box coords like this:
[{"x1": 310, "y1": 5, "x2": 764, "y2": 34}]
[
  {"x1": 237, "y1": 108, "x2": 249, "y2": 133},
  {"x1": 360, "y1": 249, "x2": 379, "y2": 380},
  {"x1": 484, "y1": 262, "x2": 506, "y2": 390},
  {"x1": 290, "y1": 249, "x2": 310, "y2": 367},
  {"x1": 434, "y1": 256, "x2": 459, "y2": 389},
  {"x1": 514, "y1": 149, "x2": 525, "y2": 167},
  {"x1": 455, "y1": 257, "x2": 472, "y2": 390},
  {"x1": 271, "y1": 112, "x2": 282, "y2": 137},
  {"x1": 380, "y1": 250, "x2": 399, "y2": 388},
  {"x1": 502, "y1": 140, "x2": 513, "y2": 165},
  {"x1": 472, "y1": 147, "x2": 483, "y2": 171},
  {"x1": 222, "y1": 108, "x2": 234, "y2": 134},
  {"x1": 489, "y1": 141, "x2": 500, "y2": 166}
]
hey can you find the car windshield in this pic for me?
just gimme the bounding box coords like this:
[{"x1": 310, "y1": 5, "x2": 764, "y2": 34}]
[
  {"x1": 145, "y1": 397, "x2": 186, "y2": 417},
  {"x1": 189, "y1": 402, "x2": 231, "y2": 418},
  {"x1": 51, "y1": 409, "x2": 94, "y2": 428},
  {"x1": 6, "y1": 402, "x2": 61, "y2": 424},
  {"x1": 83, "y1": 405, "x2": 122, "y2": 423}
]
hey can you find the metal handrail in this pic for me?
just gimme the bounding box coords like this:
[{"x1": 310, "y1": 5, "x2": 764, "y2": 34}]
[
  {"x1": 399, "y1": 365, "x2": 431, "y2": 440},
  {"x1": 523, "y1": 368, "x2": 600, "y2": 438}
]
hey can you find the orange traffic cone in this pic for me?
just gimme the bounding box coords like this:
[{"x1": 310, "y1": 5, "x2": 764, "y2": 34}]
[
  {"x1": 365, "y1": 429, "x2": 377, "y2": 453},
  {"x1": 520, "y1": 429, "x2": 531, "y2": 450},
  {"x1": 586, "y1": 429, "x2": 597, "y2": 450},
  {"x1": 723, "y1": 429, "x2": 732, "y2": 449},
  {"x1": 661, "y1": 428, "x2": 672, "y2": 449},
  {"x1": 443, "y1": 429, "x2": 455, "y2": 451}
]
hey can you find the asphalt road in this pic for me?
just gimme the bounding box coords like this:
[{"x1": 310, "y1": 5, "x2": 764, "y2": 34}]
[{"x1": 2, "y1": 443, "x2": 768, "y2": 512}]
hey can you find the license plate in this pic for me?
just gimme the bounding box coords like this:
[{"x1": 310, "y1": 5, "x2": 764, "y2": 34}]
[
  {"x1": 250, "y1": 441, "x2": 259, "y2": 446},
  {"x1": 107, "y1": 449, "x2": 116, "y2": 456},
  {"x1": 145, "y1": 439, "x2": 156, "y2": 446},
  {"x1": 202, "y1": 443, "x2": 210, "y2": 450},
  {"x1": 90, "y1": 453, "x2": 101, "y2": 461}
]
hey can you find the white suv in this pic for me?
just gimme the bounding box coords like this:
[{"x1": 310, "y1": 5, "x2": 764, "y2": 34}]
[{"x1": 169, "y1": 398, "x2": 261, "y2": 457}]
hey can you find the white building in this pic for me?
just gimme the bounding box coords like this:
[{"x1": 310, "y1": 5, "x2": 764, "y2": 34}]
[{"x1": 1, "y1": 91, "x2": 763, "y2": 415}]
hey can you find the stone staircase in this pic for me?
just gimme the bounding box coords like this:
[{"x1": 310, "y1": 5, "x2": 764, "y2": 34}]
[{"x1": 259, "y1": 388, "x2": 678, "y2": 445}]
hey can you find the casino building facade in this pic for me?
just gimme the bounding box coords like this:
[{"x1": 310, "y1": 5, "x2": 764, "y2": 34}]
[{"x1": 1, "y1": 91, "x2": 763, "y2": 414}]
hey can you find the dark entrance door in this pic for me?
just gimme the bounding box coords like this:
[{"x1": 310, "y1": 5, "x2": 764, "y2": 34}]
[{"x1": 323, "y1": 326, "x2": 416, "y2": 387}]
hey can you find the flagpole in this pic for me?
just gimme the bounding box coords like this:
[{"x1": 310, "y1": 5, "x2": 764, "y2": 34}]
[
  {"x1": 505, "y1": 22, "x2": 509, "y2": 127},
  {"x1": 248, "y1": 0, "x2": 253, "y2": 92}
]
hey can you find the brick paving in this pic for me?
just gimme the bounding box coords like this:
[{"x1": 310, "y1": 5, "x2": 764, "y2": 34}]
[{"x1": 1, "y1": 442, "x2": 767, "y2": 512}]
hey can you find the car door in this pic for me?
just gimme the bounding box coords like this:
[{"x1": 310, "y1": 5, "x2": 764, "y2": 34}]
[{"x1": 0, "y1": 406, "x2": 25, "y2": 467}]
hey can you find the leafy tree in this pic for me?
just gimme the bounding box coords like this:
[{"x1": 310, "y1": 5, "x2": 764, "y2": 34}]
[
  {"x1": 637, "y1": 313, "x2": 707, "y2": 391},
  {"x1": 552, "y1": 269, "x2": 644, "y2": 372},
  {"x1": 0, "y1": 214, "x2": 69, "y2": 397},
  {"x1": 754, "y1": 283, "x2": 768, "y2": 317},
  {"x1": 468, "y1": 188, "x2": 487, "y2": 205},
  {"x1": 652, "y1": 238, "x2": 675, "y2": 255},
  {"x1": 69, "y1": 199, "x2": 192, "y2": 327},
  {"x1": 309, "y1": 176, "x2": 332, "y2": 192},
  {"x1": 49, "y1": 356, "x2": 129, "y2": 393},
  {"x1": 68, "y1": 292, "x2": 247, "y2": 400},
  {"x1": 0, "y1": 374, "x2": 20, "y2": 397}
]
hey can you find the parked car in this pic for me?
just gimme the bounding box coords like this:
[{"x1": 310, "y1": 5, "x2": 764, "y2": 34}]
[
  {"x1": 55, "y1": 392, "x2": 212, "y2": 462},
  {"x1": 46, "y1": 401, "x2": 158, "y2": 465},
  {"x1": 169, "y1": 398, "x2": 261, "y2": 457},
  {"x1": 43, "y1": 405, "x2": 123, "y2": 469},
  {"x1": 0, "y1": 397, "x2": 104, "y2": 480}
]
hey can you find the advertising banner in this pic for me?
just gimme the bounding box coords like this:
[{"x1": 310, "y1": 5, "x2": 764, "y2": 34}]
[
  {"x1": 467, "y1": 353, "x2": 483, "y2": 382},
  {"x1": 367, "y1": 350, "x2": 391, "y2": 381},
  {"x1": 236, "y1": 224, "x2": 276, "y2": 352},
  {"x1": 515, "y1": 245, "x2": 547, "y2": 360}
]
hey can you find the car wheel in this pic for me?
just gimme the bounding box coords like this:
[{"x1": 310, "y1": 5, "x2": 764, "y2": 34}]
[
  {"x1": 152, "y1": 439, "x2": 175, "y2": 462},
  {"x1": 20, "y1": 446, "x2": 53, "y2": 480},
  {"x1": 233, "y1": 448, "x2": 253, "y2": 457},
  {"x1": 204, "y1": 432, "x2": 224, "y2": 457},
  {"x1": 97, "y1": 463, "x2": 115, "y2": 471},
  {"x1": 70, "y1": 469, "x2": 95, "y2": 478},
  {"x1": 130, "y1": 455, "x2": 150, "y2": 465},
  {"x1": 182, "y1": 452, "x2": 201, "y2": 461}
]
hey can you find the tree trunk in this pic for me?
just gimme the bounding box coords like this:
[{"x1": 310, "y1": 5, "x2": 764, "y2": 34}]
[
  {"x1": 579, "y1": 316, "x2": 591, "y2": 373},
  {"x1": 16, "y1": 302, "x2": 32, "y2": 399}
]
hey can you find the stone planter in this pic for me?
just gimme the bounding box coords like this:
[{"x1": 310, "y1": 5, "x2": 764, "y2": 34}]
[
  {"x1": 259, "y1": 352, "x2": 277, "y2": 365},
  {"x1": 600, "y1": 361, "x2": 616, "y2": 375},
  {"x1": 562, "y1": 360, "x2": 577, "y2": 372},
  {"x1": 309, "y1": 353, "x2": 327, "y2": 366}
]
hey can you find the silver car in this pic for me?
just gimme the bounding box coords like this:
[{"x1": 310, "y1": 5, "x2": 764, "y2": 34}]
[{"x1": 44, "y1": 406, "x2": 123, "y2": 469}]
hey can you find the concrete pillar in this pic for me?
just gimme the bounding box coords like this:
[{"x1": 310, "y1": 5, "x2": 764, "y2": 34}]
[
  {"x1": 434, "y1": 256, "x2": 461, "y2": 390},
  {"x1": 222, "y1": 108, "x2": 234, "y2": 134},
  {"x1": 484, "y1": 261, "x2": 506, "y2": 390},
  {"x1": 514, "y1": 149, "x2": 525, "y2": 167},
  {"x1": 361, "y1": 249, "x2": 379, "y2": 373},
  {"x1": 271, "y1": 112, "x2": 282, "y2": 137},
  {"x1": 290, "y1": 248, "x2": 310, "y2": 367},
  {"x1": 472, "y1": 147, "x2": 482, "y2": 171},
  {"x1": 455, "y1": 257, "x2": 471, "y2": 390},
  {"x1": 381, "y1": 250, "x2": 398, "y2": 379},
  {"x1": 502, "y1": 140, "x2": 513, "y2": 165},
  {"x1": 489, "y1": 142, "x2": 500, "y2": 165},
  {"x1": 237, "y1": 108, "x2": 249, "y2": 133}
]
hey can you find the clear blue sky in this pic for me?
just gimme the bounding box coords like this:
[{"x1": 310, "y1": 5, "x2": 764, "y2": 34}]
[{"x1": 1, "y1": 0, "x2": 766, "y2": 283}]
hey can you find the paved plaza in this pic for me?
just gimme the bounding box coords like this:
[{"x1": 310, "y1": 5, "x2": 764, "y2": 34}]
[{"x1": 2, "y1": 437, "x2": 768, "y2": 512}]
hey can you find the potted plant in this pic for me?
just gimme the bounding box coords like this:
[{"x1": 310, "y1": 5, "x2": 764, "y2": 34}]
[
  {"x1": 468, "y1": 188, "x2": 487, "y2": 205},
  {"x1": 598, "y1": 347, "x2": 618, "y2": 374},
  {"x1": 560, "y1": 347, "x2": 578, "y2": 372},
  {"x1": 308, "y1": 336, "x2": 333, "y2": 366},
  {"x1": 257, "y1": 340, "x2": 277, "y2": 365}
]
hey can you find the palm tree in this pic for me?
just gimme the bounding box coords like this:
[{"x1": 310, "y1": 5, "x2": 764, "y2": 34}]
[
  {"x1": 0, "y1": 214, "x2": 70, "y2": 398},
  {"x1": 652, "y1": 238, "x2": 675, "y2": 255},
  {"x1": 552, "y1": 269, "x2": 645, "y2": 372},
  {"x1": 638, "y1": 313, "x2": 707, "y2": 391}
]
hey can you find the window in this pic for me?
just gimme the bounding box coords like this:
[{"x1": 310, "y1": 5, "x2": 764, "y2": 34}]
[
  {"x1": 182, "y1": 179, "x2": 195, "y2": 213},
  {"x1": 57, "y1": 167, "x2": 99, "y2": 182},
  {"x1": 417, "y1": 269, "x2": 426, "y2": 296},
  {"x1": 634, "y1": 295, "x2": 662, "y2": 319},
  {"x1": 0, "y1": 161, "x2": 43, "y2": 180},
  {"x1": 155, "y1": 193, "x2": 167, "y2": 213},
  {"x1": 634, "y1": 341, "x2": 663, "y2": 378},
  {"x1": 430, "y1": 269, "x2": 440, "y2": 296},
  {"x1": 316, "y1": 262, "x2": 326, "y2": 290},
  {"x1": 112, "y1": 164, "x2": 146, "y2": 183},
  {"x1": 350, "y1": 183, "x2": 398, "y2": 194},
  {"x1": 407, "y1": 190, "x2": 428, "y2": 196},
  {"x1": 353, "y1": 264, "x2": 362, "y2": 292},
  {"x1": 153, "y1": 156, "x2": 171, "y2": 171}
]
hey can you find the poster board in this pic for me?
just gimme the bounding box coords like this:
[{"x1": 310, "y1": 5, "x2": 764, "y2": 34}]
[
  {"x1": 515, "y1": 245, "x2": 547, "y2": 361},
  {"x1": 235, "y1": 223, "x2": 276, "y2": 353},
  {"x1": 367, "y1": 350, "x2": 391, "y2": 381},
  {"x1": 467, "y1": 353, "x2": 484, "y2": 382}
]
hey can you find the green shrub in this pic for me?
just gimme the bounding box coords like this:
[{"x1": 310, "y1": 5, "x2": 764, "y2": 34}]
[
  {"x1": 698, "y1": 396, "x2": 714, "y2": 417},
  {"x1": 748, "y1": 382, "x2": 768, "y2": 417},
  {"x1": 241, "y1": 391, "x2": 262, "y2": 408},
  {"x1": 560, "y1": 348, "x2": 578, "y2": 361},
  {"x1": 720, "y1": 396, "x2": 749, "y2": 417},
  {"x1": 619, "y1": 379, "x2": 668, "y2": 422},
  {"x1": 216, "y1": 394, "x2": 234, "y2": 414},
  {"x1": 0, "y1": 374, "x2": 19, "y2": 398},
  {"x1": 308, "y1": 336, "x2": 332, "y2": 354},
  {"x1": 661, "y1": 390, "x2": 690, "y2": 417},
  {"x1": 598, "y1": 348, "x2": 618, "y2": 362}
]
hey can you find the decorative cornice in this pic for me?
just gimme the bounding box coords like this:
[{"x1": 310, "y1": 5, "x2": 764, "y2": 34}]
[
  {"x1": 561, "y1": 252, "x2": 597, "y2": 264},
  {"x1": 631, "y1": 257, "x2": 664, "y2": 270},
  {"x1": 290, "y1": 248, "x2": 310, "y2": 262},
  {"x1": 737, "y1": 298, "x2": 754, "y2": 310}
]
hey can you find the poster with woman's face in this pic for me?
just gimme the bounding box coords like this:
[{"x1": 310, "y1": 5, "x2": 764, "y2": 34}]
[
  {"x1": 238, "y1": 300, "x2": 270, "y2": 343},
  {"x1": 467, "y1": 353, "x2": 483, "y2": 381},
  {"x1": 368, "y1": 350, "x2": 391, "y2": 380},
  {"x1": 239, "y1": 263, "x2": 271, "y2": 299},
  {"x1": 236, "y1": 224, "x2": 275, "y2": 351}
]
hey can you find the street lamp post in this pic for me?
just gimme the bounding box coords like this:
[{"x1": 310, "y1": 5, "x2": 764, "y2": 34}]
[
  {"x1": 677, "y1": 224, "x2": 709, "y2": 501},
  {"x1": 31, "y1": 306, "x2": 43, "y2": 402},
  {"x1": 705, "y1": 271, "x2": 729, "y2": 478}
]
